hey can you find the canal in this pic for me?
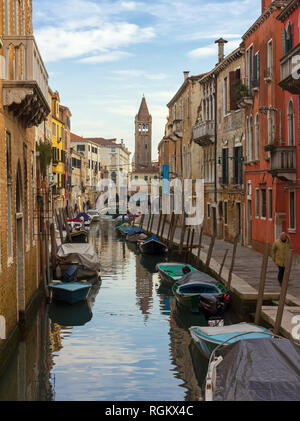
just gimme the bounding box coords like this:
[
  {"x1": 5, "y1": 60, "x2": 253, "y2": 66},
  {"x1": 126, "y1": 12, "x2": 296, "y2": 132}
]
[{"x1": 0, "y1": 220, "x2": 239, "y2": 401}]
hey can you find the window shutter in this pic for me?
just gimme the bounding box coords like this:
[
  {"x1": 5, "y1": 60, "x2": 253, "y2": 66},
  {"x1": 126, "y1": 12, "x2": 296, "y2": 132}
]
[
  {"x1": 257, "y1": 52, "x2": 260, "y2": 83},
  {"x1": 253, "y1": 54, "x2": 257, "y2": 84},
  {"x1": 229, "y1": 71, "x2": 236, "y2": 110},
  {"x1": 233, "y1": 147, "x2": 239, "y2": 184},
  {"x1": 222, "y1": 148, "x2": 228, "y2": 184}
]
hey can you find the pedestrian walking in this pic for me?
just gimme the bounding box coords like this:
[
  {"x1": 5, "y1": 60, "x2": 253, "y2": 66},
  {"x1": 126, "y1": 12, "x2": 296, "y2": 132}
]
[{"x1": 271, "y1": 232, "x2": 293, "y2": 286}]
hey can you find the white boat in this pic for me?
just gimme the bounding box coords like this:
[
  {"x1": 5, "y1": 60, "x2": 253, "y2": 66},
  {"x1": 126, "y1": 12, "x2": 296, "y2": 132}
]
[
  {"x1": 87, "y1": 209, "x2": 101, "y2": 222},
  {"x1": 56, "y1": 243, "x2": 101, "y2": 279}
]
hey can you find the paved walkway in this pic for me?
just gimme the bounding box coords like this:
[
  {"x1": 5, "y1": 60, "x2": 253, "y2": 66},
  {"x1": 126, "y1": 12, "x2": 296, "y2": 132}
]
[{"x1": 139, "y1": 215, "x2": 300, "y2": 302}]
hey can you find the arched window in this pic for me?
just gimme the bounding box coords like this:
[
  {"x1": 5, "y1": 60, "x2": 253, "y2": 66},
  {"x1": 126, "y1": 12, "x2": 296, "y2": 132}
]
[
  {"x1": 255, "y1": 114, "x2": 260, "y2": 160},
  {"x1": 4, "y1": 0, "x2": 10, "y2": 35},
  {"x1": 288, "y1": 99, "x2": 295, "y2": 146},
  {"x1": 286, "y1": 22, "x2": 293, "y2": 53}
]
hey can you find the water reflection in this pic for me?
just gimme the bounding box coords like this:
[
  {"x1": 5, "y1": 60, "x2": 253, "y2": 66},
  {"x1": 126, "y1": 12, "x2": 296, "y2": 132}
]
[{"x1": 0, "y1": 220, "x2": 223, "y2": 401}]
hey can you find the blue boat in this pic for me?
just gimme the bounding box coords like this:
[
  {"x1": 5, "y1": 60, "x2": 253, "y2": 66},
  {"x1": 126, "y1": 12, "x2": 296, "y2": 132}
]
[
  {"x1": 49, "y1": 282, "x2": 92, "y2": 305},
  {"x1": 139, "y1": 236, "x2": 168, "y2": 255},
  {"x1": 189, "y1": 323, "x2": 273, "y2": 359}
]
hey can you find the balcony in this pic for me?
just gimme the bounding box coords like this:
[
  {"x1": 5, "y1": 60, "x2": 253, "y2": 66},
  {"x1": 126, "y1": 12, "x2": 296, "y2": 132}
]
[
  {"x1": 279, "y1": 43, "x2": 300, "y2": 95},
  {"x1": 268, "y1": 146, "x2": 296, "y2": 182},
  {"x1": 172, "y1": 119, "x2": 183, "y2": 138},
  {"x1": 2, "y1": 35, "x2": 50, "y2": 127},
  {"x1": 193, "y1": 120, "x2": 215, "y2": 146}
]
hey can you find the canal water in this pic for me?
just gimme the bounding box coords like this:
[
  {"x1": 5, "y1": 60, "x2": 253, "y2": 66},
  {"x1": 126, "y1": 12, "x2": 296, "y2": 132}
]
[{"x1": 0, "y1": 220, "x2": 239, "y2": 401}]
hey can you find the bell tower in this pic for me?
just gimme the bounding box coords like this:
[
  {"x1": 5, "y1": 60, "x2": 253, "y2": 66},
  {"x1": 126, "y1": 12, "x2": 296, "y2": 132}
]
[{"x1": 134, "y1": 96, "x2": 152, "y2": 170}]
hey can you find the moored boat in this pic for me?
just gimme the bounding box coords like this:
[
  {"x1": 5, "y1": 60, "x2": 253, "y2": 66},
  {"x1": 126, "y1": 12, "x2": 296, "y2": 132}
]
[
  {"x1": 125, "y1": 227, "x2": 147, "y2": 243},
  {"x1": 189, "y1": 323, "x2": 272, "y2": 359},
  {"x1": 87, "y1": 209, "x2": 101, "y2": 222},
  {"x1": 172, "y1": 271, "x2": 230, "y2": 315},
  {"x1": 139, "y1": 236, "x2": 168, "y2": 255},
  {"x1": 156, "y1": 263, "x2": 198, "y2": 286},
  {"x1": 49, "y1": 282, "x2": 92, "y2": 305},
  {"x1": 205, "y1": 336, "x2": 300, "y2": 401}
]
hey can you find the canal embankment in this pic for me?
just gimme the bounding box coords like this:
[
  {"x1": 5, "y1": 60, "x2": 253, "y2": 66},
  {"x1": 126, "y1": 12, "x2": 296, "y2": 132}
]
[{"x1": 136, "y1": 215, "x2": 300, "y2": 341}]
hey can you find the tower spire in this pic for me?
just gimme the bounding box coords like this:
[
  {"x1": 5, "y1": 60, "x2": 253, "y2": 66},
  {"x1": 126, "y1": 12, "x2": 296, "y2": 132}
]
[{"x1": 137, "y1": 96, "x2": 150, "y2": 121}]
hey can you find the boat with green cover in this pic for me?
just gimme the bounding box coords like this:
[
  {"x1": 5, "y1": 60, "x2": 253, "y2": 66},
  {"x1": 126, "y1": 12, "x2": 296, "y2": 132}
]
[{"x1": 156, "y1": 263, "x2": 198, "y2": 286}]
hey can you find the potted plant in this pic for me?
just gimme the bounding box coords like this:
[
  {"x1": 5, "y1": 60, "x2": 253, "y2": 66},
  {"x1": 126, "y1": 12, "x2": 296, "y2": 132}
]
[{"x1": 36, "y1": 141, "x2": 52, "y2": 178}]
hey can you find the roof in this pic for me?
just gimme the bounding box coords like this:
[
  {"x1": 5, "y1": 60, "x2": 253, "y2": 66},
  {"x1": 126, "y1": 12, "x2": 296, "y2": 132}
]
[
  {"x1": 84, "y1": 137, "x2": 117, "y2": 146},
  {"x1": 277, "y1": 0, "x2": 300, "y2": 21},
  {"x1": 70, "y1": 132, "x2": 85, "y2": 141},
  {"x1": 136, "y1": 96, "x2": 151, "y2": 120},
  {"x1": 167, "y1": 73, "x2": 207, "y2": 107}
]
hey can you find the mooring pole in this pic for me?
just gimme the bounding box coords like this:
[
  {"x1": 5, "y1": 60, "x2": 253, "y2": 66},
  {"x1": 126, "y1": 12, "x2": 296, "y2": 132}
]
[
  {"x1": 218, "y1": 249, "x2": 229, "y2": 282},
  {"x1": 189, "y1": 229, "x2": 195, "y2": 263},
  {"x1": 254, "y1": 243, "x2": 270, "y2": 325},
  {"x1": 157, "y1": 211, "x2": 163, "y2": 238},
  {"x1": 205, "y1": 233, "x2": 216, "y2": 272},
  {"x1": 227, "y1": 234, "x2": 239, "y2": 290},
  {"x1": 161, "y1": 214, "x2": 167, "y2": 239},
  {"x1": 273, "y1": 249, "x2": 294, "y2": 336},
  {"x1": 197, "y1": 225, "x2": 203, "y2": 261}
]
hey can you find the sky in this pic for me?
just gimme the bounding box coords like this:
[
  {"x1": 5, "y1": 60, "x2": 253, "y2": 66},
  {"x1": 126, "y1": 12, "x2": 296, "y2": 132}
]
[{"x1": 33, "y1": 0, "x2": 261, "y2": 160}]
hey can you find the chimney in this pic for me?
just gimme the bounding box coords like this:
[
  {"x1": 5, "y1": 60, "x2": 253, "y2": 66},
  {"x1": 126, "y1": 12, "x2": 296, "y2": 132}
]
[
  {"x1": 183, "y1": 71, "x2": 190, "y2": 81},
  {"x1": 215, "y1": 38, "x2": 228, "y2": 63}
]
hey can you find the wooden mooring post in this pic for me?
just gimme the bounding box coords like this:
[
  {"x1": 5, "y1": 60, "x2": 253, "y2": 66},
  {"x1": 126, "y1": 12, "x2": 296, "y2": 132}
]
[
  {"x1": 161, "y1": 214, "x2": 167, "y2": 239},
  {"x1": 149, "y1": 214, "x2": 155, "y2": 233},
  {"x1": 188, "y1": 229, "x2": 195, "y2": 263},
  {"x1": 197, "y1": 225, "x2": 203, "y2": 261},
  {"x1": 156, "y1": 211, "x2": 163, "y2": 237},
  {"x1": 227, "y1": 234, "x2": 239, "y2": 290},
  {"x1": 254, "y1": 243, "x2": 270, "y2": 325},
  {"x1": 139, "y1": 214, "x2": 145, "y2": 229},
  {"x1": 218, "y1": 249, "x2": 229, "y2": 282},
  {"x1": 50, "y1": 223, "x2": 57, "y2": 279},
  {"x1": 273, "y1": 249, "x2": 294, "y2": 336},
  {"x1": 205, "y1": 233, "x2": 216, "y2": 272},
  {"x1": 169, "y1": 214, "x2": 178, "y2": 250},
  {"x1": 55, "y1": 210, "x2": 64, "y2": 245},
  {"x1": 167, "y1": 213, "x2": 175, "y2": 245},
  {"x1": 185, "y1": 228, "x2": 191, "y2": 261},
  {"x1": 179, "y1": 223, "x2": 187, "y2": 255},
  {"x1": 146, "y1": 212, "x2": 152, "y2": 233}
]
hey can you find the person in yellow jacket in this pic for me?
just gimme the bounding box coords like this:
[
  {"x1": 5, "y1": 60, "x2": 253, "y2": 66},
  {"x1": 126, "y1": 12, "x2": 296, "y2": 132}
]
[{"x1": 271, "y1": 232, "x2": 293, "y2": 286}]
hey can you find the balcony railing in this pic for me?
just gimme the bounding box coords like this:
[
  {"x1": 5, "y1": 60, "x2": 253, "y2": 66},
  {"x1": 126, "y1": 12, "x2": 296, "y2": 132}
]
[
  {"x1": 2, "y1": 35, "x2": 50, "y2": 127},
  {"x1": 279, "y1": 43, "x2": 300, "y2": 95},
  {"x1": 268, "y1": 145, "x2": 296, "y2": 182},
  {"x1": 193, "y1": 120, "x2": 215, "y2": 146}
]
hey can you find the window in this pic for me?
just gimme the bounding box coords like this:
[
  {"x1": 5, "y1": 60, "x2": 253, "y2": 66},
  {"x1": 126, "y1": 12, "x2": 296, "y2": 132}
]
[
  {"x1": 52, "y1": 123, "x2": 56, "y2": 137},
  {"x1": 255, "y1": 114, "x2": 260, "y2": 160},
  {"x1": 248, "y1": 115, "x2": 254, "y2": 161},
  {"x1": 224, "y1": 201, "x2": 228, "y2": 225},
  {"x1": 233, "y1": 146, "x2": 243, "y2": 185},
  {"x1": 253, "y1": 52, "x2": 260, "y2": 88},
  {"x1": 207, "y1": 204, "x2": 211, "y2": 219},
  {"x1": 77, "y1": 144, "x2": 85, "y2": 152},
  {"x1": 260, "y1": 189, "x2": 266, "y2": 218},
  {"x1": 246, "y1": 45, "x2": 253, "y2": 89},
  {"x1": 144, "y1": 175, "x2": 148, "y2": 181},
  {"x1": 222, "y1": 148, "x2": 228, "y2": 185},
  {"x1": 255, "y1": 188, "x2": 259, "y2": 217},
  {"x1": 283, "y1": 22, "x2": 293, "y2": 55},
  {"x1": 4, "y1": 0, "x2": 10, "y2": 35},
  {"x1": 6, "y1": 132, "x2": 13, "y2": 260},
  {"x1": 267, "y1": 40, "x2": 273, "y2": 77},
  {"x1": 289, "y1": 191, "x2": 296, "y2": 230},
  {"x1": 223, "y1": 77, "x2": 228, "y2": 115},
  {"x1": 268, "y1": 189, "x2": 273, "y2": 220},
  {"x1": 287, "y1": 99, "x2": 295, "y2": 146}
]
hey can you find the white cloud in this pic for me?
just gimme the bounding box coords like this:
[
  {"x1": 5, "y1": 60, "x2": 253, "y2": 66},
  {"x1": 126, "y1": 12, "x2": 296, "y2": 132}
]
[{"x1": 79, "y1": 51, "x2": 133, "y2": 64}]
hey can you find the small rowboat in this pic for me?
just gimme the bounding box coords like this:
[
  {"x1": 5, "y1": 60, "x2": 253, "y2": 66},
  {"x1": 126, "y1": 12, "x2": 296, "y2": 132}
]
[
  {"x1": 189, "y1": 323, "x2": 272, "y2": 359},
  {"x1": 49, "y1": 282, "x2": 92, "y2": 305},
  {"x1": 172, "y1": 271, "x2": 230, "y2": 315},
  {"x1": 156, "y1": 263, "x2": 198, "y2": 286},
  {"x1": 139, "y1": 236, "x2": 168, "y2": 255}
]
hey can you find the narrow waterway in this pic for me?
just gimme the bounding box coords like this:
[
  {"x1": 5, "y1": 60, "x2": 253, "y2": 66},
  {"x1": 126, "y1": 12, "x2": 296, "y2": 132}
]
[{"x1": 0, "y1": 220, "x2": 239, "y2": 401}]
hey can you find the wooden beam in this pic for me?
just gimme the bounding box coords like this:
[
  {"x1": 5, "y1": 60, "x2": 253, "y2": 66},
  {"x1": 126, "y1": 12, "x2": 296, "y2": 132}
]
[
  {"x1": 254, "y1": 243, "x2": 270, "y2": 325},
  {"x1": 218, "y1": 249, "x2": 229, "y2": 282},
  {"x1": 205, "y1": 233, "x2": 216, "y2": 271},
  {"x1": 227, "y1": 234, "x2": 239, "y2": 290},
  {"x1": 274, "y1": 249, "x2": 294, "y2": 336}
]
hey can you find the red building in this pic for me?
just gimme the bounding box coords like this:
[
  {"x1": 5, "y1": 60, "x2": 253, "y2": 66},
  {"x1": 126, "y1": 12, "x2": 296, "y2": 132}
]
[
  {"x1": 277, "y1": 0, "x2": 300, "y2": 255},
  {"x1": 242, "y1": 0, "x2": 289, "y2": 253}
]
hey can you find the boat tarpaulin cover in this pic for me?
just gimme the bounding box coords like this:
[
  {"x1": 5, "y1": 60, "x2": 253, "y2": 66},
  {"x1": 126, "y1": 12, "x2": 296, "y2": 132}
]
[
  {"x1": 214, "y1": 338, "x2": 300, "y2": 401},
  {"x1": 177, "y1": 270, "x2": 216, "y2": 286},
  {"x1": 126, "y1": 228, "x2": 145, "y2": 236},
  {"x1": 57, "y1": 244, "x2": 101, "y2": 272}
]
